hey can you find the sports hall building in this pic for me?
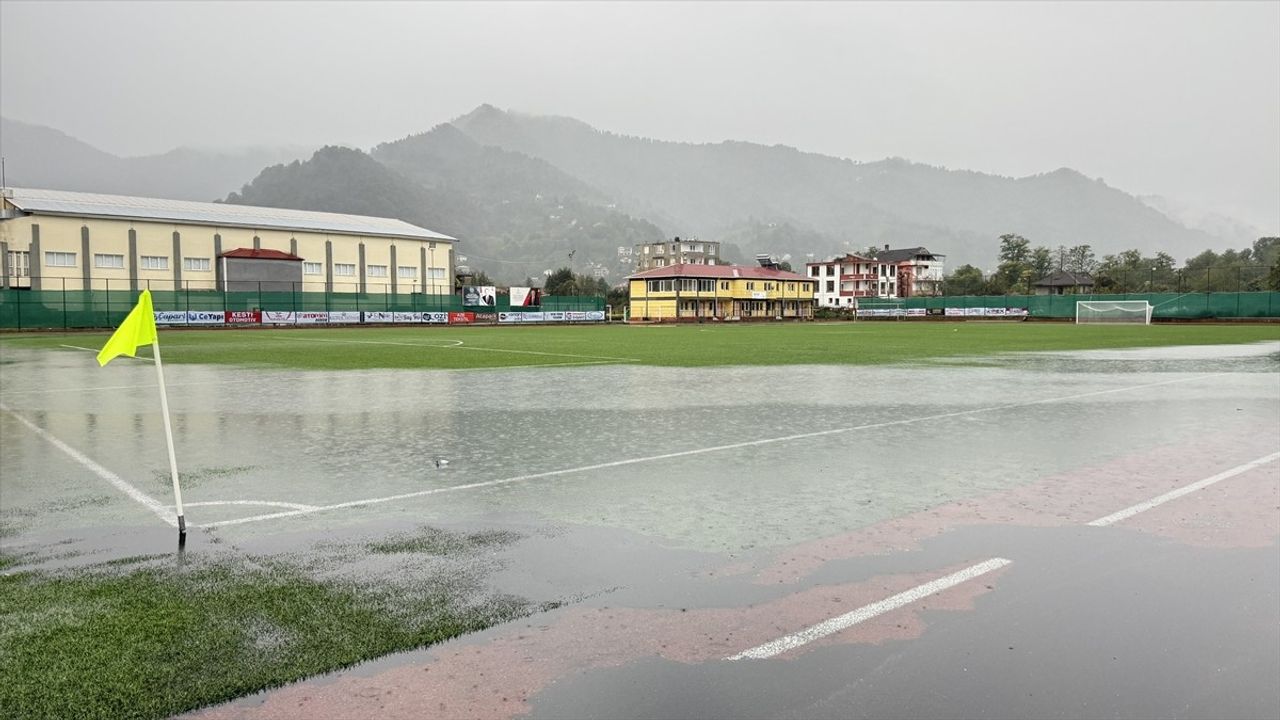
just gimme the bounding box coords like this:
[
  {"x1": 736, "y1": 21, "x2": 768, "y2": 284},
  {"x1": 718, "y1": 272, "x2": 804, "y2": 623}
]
[
  {"x1": 0, "y1": 187, "x2": 456, "y2": 294},
  {"x1": 627, "y1": 263, "x2": 816, "y2": 321}
]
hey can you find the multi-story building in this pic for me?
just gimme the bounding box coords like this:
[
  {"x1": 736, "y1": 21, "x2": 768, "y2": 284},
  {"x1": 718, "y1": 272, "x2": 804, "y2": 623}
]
[
  {"x1": 634, "y1": 237, "x2": 720, "y2": 271},
  {"x1": 805, "y1": 245, "x2": 945, "y2": 307},
  {"x1": 0, "y1": 187, "x2": 456, "y2": 294},
  {"x1": 627, "y1": 263, "x2": 815, "y2": 321},
  {"x1": 875, "y1": 246, "x2": 945, "y2": 297}
]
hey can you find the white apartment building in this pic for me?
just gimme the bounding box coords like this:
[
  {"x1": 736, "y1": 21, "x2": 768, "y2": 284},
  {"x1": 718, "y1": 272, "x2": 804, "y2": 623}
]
[{"x1": 805, "y1": 246, "x2": 945, "y2": 307}]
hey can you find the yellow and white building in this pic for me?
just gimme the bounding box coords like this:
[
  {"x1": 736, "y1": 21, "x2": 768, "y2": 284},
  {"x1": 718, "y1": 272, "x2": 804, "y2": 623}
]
[
  {"x1": 0, "y1": 187, "x2": 456, "y2": 293},
  {"x1": 628, "y1": 263, "x2": 815, "y2": 321}
]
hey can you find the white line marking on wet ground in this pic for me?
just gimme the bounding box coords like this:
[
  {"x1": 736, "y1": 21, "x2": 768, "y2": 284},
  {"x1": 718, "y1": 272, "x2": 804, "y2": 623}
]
[
  {"x1": 0, "y1": 402, "x2": 177, "y2": 527},
  {"x1": 730, "y1": 447, "x2": 1278, "y2": 662},
  {"x1": 727, "y1": 558, "x2": 1013, "y2": 660},
  {"x1": 203, "y1": 373, "x2": 1221, "y2": 528},
  {"x1": 1087, "y1": 450, "x2": 1280, "y2": 527},
  {"x1": 59, "y1": 343, "x2": 151, "y2": 359}
]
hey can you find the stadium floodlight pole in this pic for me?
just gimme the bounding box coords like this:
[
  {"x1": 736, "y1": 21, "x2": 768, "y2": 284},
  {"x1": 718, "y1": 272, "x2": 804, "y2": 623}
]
[{"x1": 152, "y1": 340, "x2": 186, "y2": 538}]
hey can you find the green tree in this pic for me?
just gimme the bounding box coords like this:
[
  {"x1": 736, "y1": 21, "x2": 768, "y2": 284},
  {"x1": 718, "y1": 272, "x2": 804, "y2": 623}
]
[
  {"x1": 944, "y1": 264, "x2": 987, "y2": 296},
  {"x1": 1030, "y1": 246, "x2": 1054, "y2": 280},
  {"x1": 998, "y1": 234, "x2": 1031, "y2": 265},
  {"x1": 1066, "y1": 245, "x2": 1097, "y2": 274},
  {"x1": 543, "y1": 267, "x2": 577, "y2": 295}
]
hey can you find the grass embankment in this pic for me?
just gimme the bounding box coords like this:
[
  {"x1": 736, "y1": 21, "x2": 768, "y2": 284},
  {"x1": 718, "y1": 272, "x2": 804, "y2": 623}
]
[
  {"x1": 2, "y1": 322, "x2": 1278, "y2": 370},
  {"x1": 0, "y1": 528, "x2": 548, "y2": 720}
]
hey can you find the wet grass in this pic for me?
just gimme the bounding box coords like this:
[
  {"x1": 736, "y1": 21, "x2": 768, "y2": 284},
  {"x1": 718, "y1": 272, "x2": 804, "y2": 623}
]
[
  {"x1": 368, "y1": 526, "x2": 522, "y2": 555},
  {"x1": 2, "y1": 322, "x2": 1278, "y2": 370},
  {"x1": 0, "y1": 533, "x2": 542, "y2": 720}
]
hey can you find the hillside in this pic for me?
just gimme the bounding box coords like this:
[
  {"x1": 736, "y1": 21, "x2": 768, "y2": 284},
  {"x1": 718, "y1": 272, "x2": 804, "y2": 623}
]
[
  {"x1": 223, "y1": 141, "x2": 664, "y2": 284},
  {"x1": 0, "y1": 117, "x2": 309, "y2": 201},
  {"x1": 450, "y1": 105, "x2": 1219, "y2": 266}
]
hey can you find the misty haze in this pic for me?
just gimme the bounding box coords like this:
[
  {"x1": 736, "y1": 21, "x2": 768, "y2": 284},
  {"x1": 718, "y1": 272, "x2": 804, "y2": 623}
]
[{"x1": 1, "y1": 3, "x2": 1278, "y2": 720}]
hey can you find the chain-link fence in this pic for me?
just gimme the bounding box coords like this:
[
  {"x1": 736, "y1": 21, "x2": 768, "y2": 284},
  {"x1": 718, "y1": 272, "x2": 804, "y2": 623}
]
[{"x1": 0, "y1": 278, "x2": 605, "y2": 329}]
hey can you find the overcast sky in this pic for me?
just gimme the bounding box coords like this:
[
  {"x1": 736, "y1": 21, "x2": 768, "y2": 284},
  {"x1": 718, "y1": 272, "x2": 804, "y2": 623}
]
[{"x1": 2, "y1": 1, "x2": 1277, "y2": 230}]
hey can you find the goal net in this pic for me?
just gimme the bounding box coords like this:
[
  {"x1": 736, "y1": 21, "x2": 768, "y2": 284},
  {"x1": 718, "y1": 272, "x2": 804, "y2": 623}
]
[{"x1": 1076, "y1": 300, "x2": 1153, "y2": 325}]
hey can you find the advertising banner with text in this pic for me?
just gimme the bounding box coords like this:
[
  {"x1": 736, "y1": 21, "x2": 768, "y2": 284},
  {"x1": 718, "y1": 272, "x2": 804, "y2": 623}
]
[
  {"x1": 186, "y1": 311, "x2": 226, "y2": 325},
  {"x1": 363, "y1": 311, "x2": 393, "y2": 323},
  {"x1": 329, "y1": 311, "x2": 361, "y2": 324},
  {"x1": 509, "y1": 287, "x2": 542, "y2": 307},
  {"x1": 295, "y1": 311, "x2": 330, "y2": 325},
  {"x1": 225, "y1": 310, "x2": 261, "y2": 324},
  {"x1": 263, "y1": 311, "x2": 295, "y2": 324},
  {"x1": 154, "y1": 311, "x2": 188, "y2": 325},
  {"x1": 447, "y1": 312, "x2": 475, "y2": 324}
]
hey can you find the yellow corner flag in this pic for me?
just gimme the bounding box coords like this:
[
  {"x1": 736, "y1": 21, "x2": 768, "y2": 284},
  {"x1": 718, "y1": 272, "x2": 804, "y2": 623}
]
[{"x1": 97, "y1": 289, "x2": 158, "y2": 366}]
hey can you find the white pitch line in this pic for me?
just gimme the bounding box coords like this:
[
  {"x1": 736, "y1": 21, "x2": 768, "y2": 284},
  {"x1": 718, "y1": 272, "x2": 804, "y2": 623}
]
[
  {"x1": 727, "y1": 558, "x2": 1013, "y2": 660},
  {"x1": 59, "y1": 344, "x2": 152, "y2": 360},
  {"x1": 1087, "y1": 450, "x2": 1280, "y2": 527},
  {"x1": 202, "y1": 373, "x2": 1221, "y2": 529},
  {"x1": 0, "y1": 403, "x2": 177, "y2": 527}
]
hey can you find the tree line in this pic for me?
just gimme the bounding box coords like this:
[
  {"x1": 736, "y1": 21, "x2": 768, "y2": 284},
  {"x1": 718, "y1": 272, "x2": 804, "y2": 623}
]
[{"x1": 944, "y1": 235, "x2": 1280, "y2": 295}]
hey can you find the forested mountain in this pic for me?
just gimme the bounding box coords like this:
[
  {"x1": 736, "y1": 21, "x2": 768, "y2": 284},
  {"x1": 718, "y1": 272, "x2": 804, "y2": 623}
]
[
  {"x1": 450, "y1": 105, "x2": 1220, "y2": 267},
  {"x1": 7, "y1": 108, "x2": 1259, "y2": 278},
  {"x1": 0, "y1": 117, "x2": 308, "y2": 201},
  {"x1": 223, "y1": 140, "x2": 664, "y2": 284}
]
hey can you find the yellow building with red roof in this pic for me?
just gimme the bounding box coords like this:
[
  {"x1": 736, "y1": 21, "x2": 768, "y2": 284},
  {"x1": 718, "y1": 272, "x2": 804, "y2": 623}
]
[{"x1": 627, "y1": 263, "x2": 816, "y2": 321}]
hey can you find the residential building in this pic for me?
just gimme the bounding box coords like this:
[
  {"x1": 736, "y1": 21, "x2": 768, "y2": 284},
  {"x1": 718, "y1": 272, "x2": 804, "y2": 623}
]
[
  {"x1": 627, "y1": 263, "x2": 815, "y2": 321},
  {"x1": 806, "y1": 253, "x2": 897, "y2": 307},
  {"x1": 874, "y1": 246, "x2": 945, "y2": 297},
  {"x1": 1034, "y1": 270, "x2": 1095, "y2": 295},
  {"x1": 805, "y1": 245, "x2": 946, "y2": 307},
  {"x1": 0, "y1": 187, "x2": 456, "y2": 294},
  {"x1": 634, "y1": 237, "x2": 720, "y2": 271}
]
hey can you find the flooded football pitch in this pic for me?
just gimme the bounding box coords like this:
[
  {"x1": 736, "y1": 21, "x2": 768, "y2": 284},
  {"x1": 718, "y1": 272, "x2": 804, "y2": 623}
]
[{"x1": 1, "y1": 340, "x2": 1278, "y2": 719}]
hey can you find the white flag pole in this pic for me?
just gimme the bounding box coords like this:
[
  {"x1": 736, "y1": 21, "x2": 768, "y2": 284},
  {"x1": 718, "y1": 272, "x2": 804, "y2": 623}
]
[{"x1": 151, "y1": 340, "x2": 186, "y2": 536}]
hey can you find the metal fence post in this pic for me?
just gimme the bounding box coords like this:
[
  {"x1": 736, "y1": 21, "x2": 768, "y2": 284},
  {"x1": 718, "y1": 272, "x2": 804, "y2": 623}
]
[{"x1": 62, "y1": 277, "x2": 68, "y2": 329}]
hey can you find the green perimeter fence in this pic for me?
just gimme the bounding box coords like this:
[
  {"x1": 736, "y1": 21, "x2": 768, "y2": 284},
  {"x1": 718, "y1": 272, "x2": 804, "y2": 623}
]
[
  {"x1": 0, "y1": 288, "x2": 605, "y2": 330},
  {"x1": 858, "y1": 291, "x2": 1280, "y2": 319}
]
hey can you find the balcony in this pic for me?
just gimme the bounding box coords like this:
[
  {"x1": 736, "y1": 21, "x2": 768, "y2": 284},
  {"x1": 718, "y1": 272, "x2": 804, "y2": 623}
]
[{"x1": 840, "y1": 272, "x2": 876, "y2": 280}]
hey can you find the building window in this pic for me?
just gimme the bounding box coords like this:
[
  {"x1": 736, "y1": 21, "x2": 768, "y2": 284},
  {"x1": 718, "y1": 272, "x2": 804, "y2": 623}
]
[
  {"x1": 334, "y1": 263, "x2": 356, "y2": 277},
  {"x1": 720, "y1": 281, "x2": 730, "y2": 290},
  {"x1": 94, "y1": 253, "x2": 125, "y2": 269},
  {"x1": 183, "y1": 257, "x2": 211, "y2": 272},
  {"x1": 398, "y1": 266, "x2": 418, "y2": 279},
  {"x1": 698, "y1": 279, "x2": 714, "y2": 292},
  {"x1": 303, "y1": 262, "x2": 323, "y2": 275},
  {"x1": 826, "y1": 265, "x2": 835, "y2": 276},
  {"x1": 140, "y1": 255, "x2": 168, "y2": 271},
  {"x1": 746, "y1": 282, "x2": 756, "y2": 290},
  {"x1": 367, "y1": 264, "x2": 388, "y2": 278},
  {"x1": 679, "y1": 278, "x2": 699, "y2": 292},
  {"x1": 826, "y1": 280, "x2": 835, "y2": 293},
  {"x1": 45, "y1": 251, "x2": 77, "y2": 267},
  {"x1": 810, "y1": 266, "x2": 819, "y2": 277},
  {"x1": 8, "y1": 251, "x2": 30, "y2": 276},
  {"x1": 428, "y1": 267, "x2": 446, "y2": 279}
]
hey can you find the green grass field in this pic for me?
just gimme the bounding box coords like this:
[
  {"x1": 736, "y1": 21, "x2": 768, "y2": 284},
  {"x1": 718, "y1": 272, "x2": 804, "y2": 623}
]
[{"x1": 3, "y1": 321, "x2": 1278, "y2": 370}]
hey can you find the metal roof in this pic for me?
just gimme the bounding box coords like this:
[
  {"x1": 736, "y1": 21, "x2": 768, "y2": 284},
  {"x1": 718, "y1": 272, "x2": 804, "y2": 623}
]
[{"x1": 4, "y1": 187, "x2": 456, "y2": 242}]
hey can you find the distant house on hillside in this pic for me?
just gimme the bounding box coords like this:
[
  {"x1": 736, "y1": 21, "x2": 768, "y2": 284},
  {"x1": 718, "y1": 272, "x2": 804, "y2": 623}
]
[
  {"x1": 873, "y1": 245, "x2": 945, "y2": 298},
  {"x1": 1034, "y1": 270, "x2": 1095, "y2": 295}
]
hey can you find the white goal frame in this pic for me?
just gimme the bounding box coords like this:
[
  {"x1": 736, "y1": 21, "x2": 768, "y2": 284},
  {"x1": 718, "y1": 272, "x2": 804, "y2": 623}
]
[{"x1": 1075, "y1": 300, "x2": 1153, "y2": 325}]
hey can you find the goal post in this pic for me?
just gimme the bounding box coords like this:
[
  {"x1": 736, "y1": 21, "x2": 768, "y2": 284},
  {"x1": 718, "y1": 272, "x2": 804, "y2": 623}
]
[{"x1": 1075, "y1": 300, "x2": 1153, "y2": 325}]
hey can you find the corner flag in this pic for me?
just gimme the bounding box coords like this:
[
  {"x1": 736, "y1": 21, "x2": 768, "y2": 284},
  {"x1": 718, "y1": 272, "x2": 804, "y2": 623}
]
[
  {"x1": 97, "y1": 289, "x2": 187, "y2": 538},
  {"x1": 97, "y1": 289, "x2": 158, "y2": 366}
]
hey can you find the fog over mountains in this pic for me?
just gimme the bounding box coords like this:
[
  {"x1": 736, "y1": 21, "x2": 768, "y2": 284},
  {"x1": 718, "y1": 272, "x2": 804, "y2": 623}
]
[{"x1": 2, "y1": 106, "x2": 1262, "y2": 283}]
